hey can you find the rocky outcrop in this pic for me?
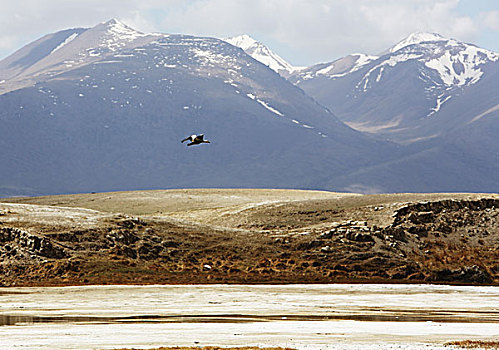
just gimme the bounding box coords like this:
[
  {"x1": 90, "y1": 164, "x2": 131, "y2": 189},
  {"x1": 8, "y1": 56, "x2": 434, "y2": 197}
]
[
  {"x1": 393, "y1": 198, "x2": 499, "y2": 226},
  {"x1": 0, "y1": 228, "x2": 66, "y2": 259},
  {"x1": 429, "y1": 265, "x2": 493, "y2": 284},
  {"x1": 310, "y1": 198, "x2": 498, "y2": 284}
]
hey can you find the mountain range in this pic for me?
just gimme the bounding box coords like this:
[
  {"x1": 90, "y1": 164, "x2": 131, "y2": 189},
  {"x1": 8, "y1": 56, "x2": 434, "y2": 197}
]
[
  {"x1": 227, "y1": 32, "x2": 499, "y2": 193},
  {"x1": 0, "y1": 19, "x2": 497, "y2": 197}
]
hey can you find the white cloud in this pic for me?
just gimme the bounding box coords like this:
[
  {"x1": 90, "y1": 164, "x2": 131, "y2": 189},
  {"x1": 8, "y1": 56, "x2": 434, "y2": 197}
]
[
  {"x1": 482, "y1": 10, "x2": 499, "y2": 30},
  {"x1": 0, "y1": 0, "x2": 491, "y2": 65},
  {"x1": 154, "y1": 0, "x2": 481, "y2": 64}
]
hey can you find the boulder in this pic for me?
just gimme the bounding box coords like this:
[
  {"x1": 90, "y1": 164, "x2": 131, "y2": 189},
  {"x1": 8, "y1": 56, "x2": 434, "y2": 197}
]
[{"x1": 345, "y1": 231, "x2": 374, "y2": 243}]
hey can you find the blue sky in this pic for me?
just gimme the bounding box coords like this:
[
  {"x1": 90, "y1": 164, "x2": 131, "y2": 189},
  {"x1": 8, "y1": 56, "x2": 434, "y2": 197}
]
[{"x1": 0, "y1": 0, "x2": 498, "y2": 66}]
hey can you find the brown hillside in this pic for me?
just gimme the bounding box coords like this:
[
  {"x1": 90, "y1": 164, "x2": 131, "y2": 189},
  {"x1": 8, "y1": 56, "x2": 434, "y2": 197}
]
[{"x1": 1, "y1": 189, "x2": 498, "y2": 286}]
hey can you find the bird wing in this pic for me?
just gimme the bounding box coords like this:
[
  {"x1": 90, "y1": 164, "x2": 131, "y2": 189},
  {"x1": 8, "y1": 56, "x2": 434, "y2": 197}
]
[{"x1": 181, "y1": 136, "x2": 190, "y2": 143}]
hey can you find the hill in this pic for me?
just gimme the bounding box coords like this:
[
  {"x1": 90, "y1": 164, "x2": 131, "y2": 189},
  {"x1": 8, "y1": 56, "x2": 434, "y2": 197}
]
[{"x1": 1, "y1": 189, "x2": 498, "y2": 286}]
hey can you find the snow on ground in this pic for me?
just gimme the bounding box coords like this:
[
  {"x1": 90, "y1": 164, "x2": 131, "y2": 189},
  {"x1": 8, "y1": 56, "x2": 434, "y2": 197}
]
[
  {"x1": 50, "y1": 32, "x2": 79, "y2": 54},
  {"x1": 191, "y1": 47, "x2": 236, "y2": 68},
  {"x1": 354, "y1": 34, "x2": 499, "y2": 93},
  {"x1": 1, "y1": 320, "x2": 496, "y2": 350},
  {"x1": 424, "y1": 43, "x2": 499, "y2": 86},
  {"x1": 246, "y1": 93, "x2": 284, "y2": 116},
  {"x1": 256, "y1": 99, "x2": 284, "y2": 116},
  {"x1": 427, "y1": 94, "x2": 452, "y2": 117},
  {"x1": 98, "y1": 19, "x2": 149, "y2": 52}
]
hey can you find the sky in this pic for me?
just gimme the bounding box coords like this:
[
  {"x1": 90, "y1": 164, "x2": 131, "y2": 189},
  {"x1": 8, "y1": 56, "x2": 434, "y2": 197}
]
[{"x1": 0, "y1": 0, "x2": 498, "y2": 66}]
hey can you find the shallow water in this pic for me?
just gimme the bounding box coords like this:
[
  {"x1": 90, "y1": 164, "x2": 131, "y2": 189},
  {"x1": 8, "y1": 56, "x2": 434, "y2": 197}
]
[{"x1": 0, "y1": 284, "x2": 498, "y2": 349}]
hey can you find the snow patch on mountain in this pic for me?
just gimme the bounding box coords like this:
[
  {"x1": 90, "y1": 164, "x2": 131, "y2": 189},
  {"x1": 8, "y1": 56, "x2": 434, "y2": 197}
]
[
  {"x1": 291, "y1": 54, "x2": 378, "y2": 83},
  {"x1": 247, "y1": 93, "x2": 284, "y2": 116},
  {"x1": 225, "y1": 34, "x2": 257, "y2": 51},
  {"x1": 256, "y1": 99, "x2": 284, "y2": 116},
  {"x1": 317, "y1": 54, "x2": 378, "y2": 78},
  {"x1": 357, "y1": 53, "x2": 422, "y2": 91},
  {"x1": 423, "y1": 42, "x2": 499, "y2": 86},
  {"x1": 387, "y1": 33, "x2": 499, "y2": 88},
  {"x1": 51, "y1": 32, "x2": 80, "y2": 54},
  {"x1": 427, "y1": 94, "x2": 452, "y2": 117},
  {"x1": 192, "y1": 47, "x2": 231, "y2": 66},
  {"x1": 349, "y1": 54, "x2": 378, "y2": 70}
]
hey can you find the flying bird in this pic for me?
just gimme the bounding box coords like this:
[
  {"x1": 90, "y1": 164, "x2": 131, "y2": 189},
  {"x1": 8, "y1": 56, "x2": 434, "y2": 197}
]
[{"x1": 181, "y1": 134, "x2": 211, "y2": 146}]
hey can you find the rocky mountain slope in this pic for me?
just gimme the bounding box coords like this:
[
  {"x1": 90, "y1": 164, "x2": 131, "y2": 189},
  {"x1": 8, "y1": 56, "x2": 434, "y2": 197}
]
[
  {"x1": 1, "y1": 189, "x2": 498, "y2": 286},
  {"x1": 0, "y1": 20, "x2": 401, "y2": 197}
]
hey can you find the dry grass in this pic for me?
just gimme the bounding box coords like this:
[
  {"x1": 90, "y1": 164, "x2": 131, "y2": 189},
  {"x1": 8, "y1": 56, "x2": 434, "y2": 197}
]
[
  {"x1": 445, "y1": 340, "x2": 499, "y2": 349},
  {"x1": 3, "y1": 188, "x2": 353, "y2": 216}
]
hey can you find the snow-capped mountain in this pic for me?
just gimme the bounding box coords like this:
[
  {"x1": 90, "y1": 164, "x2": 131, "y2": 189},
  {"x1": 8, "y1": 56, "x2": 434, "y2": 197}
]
[
  {"x1": 288, "y1": 32, "x2": 499, "y2": 193},
  {"x1": 291, "y1": 32, "x2": 499, "y2": 140},
  {"x1": 362, "y1": 32, "x2": 498, "y2": 92},
  {"x1": 224, "y1": 34, "x2": 298, "y2": 76},
  {"x1": 0, "y1": 19, "x2": 161, "y2": 94},
  {"x1": 0, "y1": 20, "x2": 400, "y2": 197}
]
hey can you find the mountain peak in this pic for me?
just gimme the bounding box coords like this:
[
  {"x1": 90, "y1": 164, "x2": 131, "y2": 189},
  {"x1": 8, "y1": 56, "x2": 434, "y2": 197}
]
[
  {"x1": 224, "y1": 34, "x2": 297, "y2": 75},
  {"x1": 225, "y1": 34, "x2": 259, "y2": 51},
  {"x1": 103, "y1": 18, "x2": 122, "y2": 26},
  {"x1": 101, "y1": 18, "x2": 135, "y2": 30},
  {"x1": 390, "y1": 32, "x2": 446, "y2": 53},
  {"x1": 96, "y1": 18, "x2": 144, "y2": 37}
]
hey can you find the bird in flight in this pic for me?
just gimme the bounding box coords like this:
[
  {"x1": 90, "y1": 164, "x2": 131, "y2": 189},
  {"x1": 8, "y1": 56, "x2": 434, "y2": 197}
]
[{"x1": 181, "y1": 134, "x2": 211, "y2": 146}]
